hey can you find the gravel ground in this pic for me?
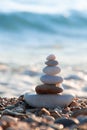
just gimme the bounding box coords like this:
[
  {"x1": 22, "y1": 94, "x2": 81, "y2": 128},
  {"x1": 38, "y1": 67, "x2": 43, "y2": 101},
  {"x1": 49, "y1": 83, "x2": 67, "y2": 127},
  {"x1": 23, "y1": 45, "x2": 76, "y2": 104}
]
[{"x1": 0, "y1": 95, "x2": 87, "y2": 130}]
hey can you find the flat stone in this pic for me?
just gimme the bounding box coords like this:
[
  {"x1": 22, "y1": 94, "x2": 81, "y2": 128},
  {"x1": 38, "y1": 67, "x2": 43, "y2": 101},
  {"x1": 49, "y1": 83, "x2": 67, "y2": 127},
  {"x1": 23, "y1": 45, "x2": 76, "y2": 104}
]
[
  {"x1": 1, "y1": 115, "x2": 18, "y2": 123},
  {"x1": 55, "y1": 118, "x2": 79, "y2": 127},
  {"x1": 42, "y1": 115, "x2": 55, "y2": 122},
  {"x1": 71, "y1": 108, "x2": 87, "y2": 118},
  {"x1": 35, "y1": 84, "x2": 63, "y2": 94},
  {"x1": 46, "y1": 54, "x2": 56, "y2": 61},
  {"x1": 78, "y1": 116, "x2": 87, "y2": 124},
  {"x1": 45, "y1": 60, "x2": 58, "y2": 66},
  {"x1": 43, "y1": 66, "x2": 61, "y2": 75},
  {"x1": 24, "y1": 93, "x2": 75, "y2": 108},
  {"x1": 40, "y1": 75, "x2": 63, "y2": 84}
]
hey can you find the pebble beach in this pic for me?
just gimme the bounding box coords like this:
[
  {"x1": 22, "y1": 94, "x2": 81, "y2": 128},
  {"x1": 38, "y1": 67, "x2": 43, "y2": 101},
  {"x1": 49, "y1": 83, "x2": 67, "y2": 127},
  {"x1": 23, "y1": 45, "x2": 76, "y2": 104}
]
[
  {"x1": 0, "y1": 0, "x2": 87, "y2": 129},
  {"x1": 0, "y1": 55, "x2": 87, "y2": 130},
  {"x1": 0, "y1": 96, "x2": 87, "y2": 130}
]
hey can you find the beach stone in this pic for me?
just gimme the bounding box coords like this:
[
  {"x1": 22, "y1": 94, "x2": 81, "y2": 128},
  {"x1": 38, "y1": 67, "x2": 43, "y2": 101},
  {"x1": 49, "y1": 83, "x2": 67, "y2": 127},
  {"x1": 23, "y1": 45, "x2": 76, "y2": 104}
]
[
  {"x1": 69, "y1": 100, "x2": 79, "y2": 107},
  {"x1": 2, "y1": 109, "x2": 26, "y2": 117},
  {"x1": 35, "y1": 84, "x2": 63, "y2": 94},
  {"x1": 78, "y1": 123, "x2": 87, "y2": 130},
  {"x1": 50, "y1": 110, "x2": 61, "y2": 119},
  {"x1": 50, "y1": 124, "x2": 64, "y2": 130},
  {"x1": 24, "y1": 93, "x2": 75, "y2": 108},
  {"x1": 1, "y1": 115, "x2": 18, "y2": 123},
  {"x1": 55, "y1": 118, "x2": 79, "y2": 127},
  {"x1": 45, "y1": 60, "x2": 58, "y2": 66},
  {"x1": 46, "y1": 54, "x2": 56, "y2": 61},
  {"x1": 38, "y1": 108, "x2": 50, "y2": 116},
  {"x1": 71, "y1": 108, "x2": 87, "y2": 118},
  {"x1": 40, "y1": 75, "x2": 63, "y2": 84},
  {"x1": 62, "y1": 107, "x2": 70, "y2": 114},
  {"x1": 0, "y1": 127, "x2": 2, "y2": 130},
  {"x1": 42, "y1": 115, "x2": 55, "y2": 122},
  {"x1": 43, "y1": 66, "x2": 61, "y2": 75},
  {"x1": 78, "y1": 116, "x2": 87, "y2": 124}
]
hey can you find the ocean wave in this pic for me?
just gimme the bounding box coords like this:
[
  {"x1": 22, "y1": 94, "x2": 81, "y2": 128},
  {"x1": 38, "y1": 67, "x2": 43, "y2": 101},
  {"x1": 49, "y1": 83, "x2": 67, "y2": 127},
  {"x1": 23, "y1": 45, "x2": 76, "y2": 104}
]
[
  {"x1": 0, "y1": 11, "x2": 87, "y2": 34},
  {"x1": 0, "y1": 0, "x2": 87, "y2": 37}
]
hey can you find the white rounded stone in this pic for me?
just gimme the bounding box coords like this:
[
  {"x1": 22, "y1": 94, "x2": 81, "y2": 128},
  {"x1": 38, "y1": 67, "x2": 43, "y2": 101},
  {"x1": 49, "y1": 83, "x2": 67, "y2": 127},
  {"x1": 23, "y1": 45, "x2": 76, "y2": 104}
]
[
  {"x1": 24, "y1": 93, "x2": 75, "y2": 108},
  {"x1": 43, "y1": 66, "x2": 61, "y2": 75},
  {"x1": 40, "y1": 75, "x2": 63, "y2": 84},
  {"x1": 46, "y1": 54, "x2": 56, "y2": 61}
]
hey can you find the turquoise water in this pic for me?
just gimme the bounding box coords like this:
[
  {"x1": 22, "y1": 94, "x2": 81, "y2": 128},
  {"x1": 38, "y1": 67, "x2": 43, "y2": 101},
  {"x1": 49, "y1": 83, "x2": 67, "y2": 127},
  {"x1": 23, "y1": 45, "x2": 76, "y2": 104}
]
[{"x1": 0, "y1": 0, "x2": 87, "y2": 66}]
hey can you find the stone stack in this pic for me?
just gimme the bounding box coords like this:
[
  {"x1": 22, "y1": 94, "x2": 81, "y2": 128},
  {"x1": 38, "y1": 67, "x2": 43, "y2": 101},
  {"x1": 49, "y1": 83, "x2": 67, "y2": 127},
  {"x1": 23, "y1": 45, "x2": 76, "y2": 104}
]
[
  {"x1": 24, "y1": 54, "x2": 75, "y2": 108},
  {"x1": 35, "y1": 54, "x2": 64, "y2": 95}
]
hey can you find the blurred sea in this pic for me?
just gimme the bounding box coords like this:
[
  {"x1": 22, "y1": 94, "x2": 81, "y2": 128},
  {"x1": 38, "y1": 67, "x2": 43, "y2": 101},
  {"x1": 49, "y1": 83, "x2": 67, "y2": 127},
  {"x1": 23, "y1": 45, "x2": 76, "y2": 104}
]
[{"x1": 0, "y1": 0, "x2": 87, "y2": 97}]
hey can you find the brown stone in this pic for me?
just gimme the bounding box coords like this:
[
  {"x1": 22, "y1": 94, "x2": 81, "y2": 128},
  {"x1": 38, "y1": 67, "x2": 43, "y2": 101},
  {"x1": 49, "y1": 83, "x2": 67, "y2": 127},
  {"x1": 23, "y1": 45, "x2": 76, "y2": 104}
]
[
  {"x1": 78, "y1": 123, "x2": 87, "y2": 130},
  {"x1": 35, "y1": 84, "x2": 63, "y2": 94},
  {"x1": 38, "y1": 108, "x2": 50, "y2": 116},
  {"x1": 69, "y1": 101, "x2": 79, "y2": 107},
  {"x1": 0, "y1": 127, "x2": 2, "y2": 130}
]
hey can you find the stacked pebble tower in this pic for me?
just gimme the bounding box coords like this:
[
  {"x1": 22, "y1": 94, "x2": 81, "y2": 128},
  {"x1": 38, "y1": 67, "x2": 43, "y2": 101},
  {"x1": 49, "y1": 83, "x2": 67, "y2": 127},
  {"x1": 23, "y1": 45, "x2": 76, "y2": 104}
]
[
  {"x1": 35, "y1": 54, "x2": 64, "y2": 95},
  {"x1": 24, "y1": 54, "x2": 75, "y2": 108}
]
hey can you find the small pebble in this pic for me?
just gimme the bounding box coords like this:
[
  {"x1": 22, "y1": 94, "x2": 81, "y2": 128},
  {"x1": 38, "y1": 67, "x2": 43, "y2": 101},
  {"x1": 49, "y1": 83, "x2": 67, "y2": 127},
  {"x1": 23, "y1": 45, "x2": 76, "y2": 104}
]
[
  {"x1": 1, "y1": 115, "x2": 18, "y2": 123},
  {"x1": 71, "y1": 108, "x2": 87, "y2": 118},
  {"x1": 70, "y1": 106, "x2": 81, "y2": 111},
  {"x1": 69, "y1": 101, "x2": 79, "y2": 107},
  {"x1": 62, "y1": 107, "x2": 70, "y2": 114},
  {"x1": 42, "y1": 115, "x2": 55, "y2": 122},
  {"x1": 50, "y1": 110, "x2": 61, "y2": 119},
  {"x1": 38, "y1": 108, "x2": 50, "y2": 116},
  {"x1": 0, "y1": 127, "x2": 2, "y2": 130},
  {"x1": 78, "y1": 116, "x2": 87, "y2": 124},
  {"x1": 55, "y1": 118, "x2": 79, "y2": 127},
  {"x1": 50, "y1": 124, "x2": 64, "y2": 130},
  {"x1": 77, "y1": 123, "x2": 87, "y2": 130}
]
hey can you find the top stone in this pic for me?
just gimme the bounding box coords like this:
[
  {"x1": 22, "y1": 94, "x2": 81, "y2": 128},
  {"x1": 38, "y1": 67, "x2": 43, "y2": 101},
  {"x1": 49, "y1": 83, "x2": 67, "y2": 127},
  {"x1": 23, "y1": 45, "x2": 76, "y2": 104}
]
[{"x1": 46, "y1": 54, "x2": 56, "y2": 61}]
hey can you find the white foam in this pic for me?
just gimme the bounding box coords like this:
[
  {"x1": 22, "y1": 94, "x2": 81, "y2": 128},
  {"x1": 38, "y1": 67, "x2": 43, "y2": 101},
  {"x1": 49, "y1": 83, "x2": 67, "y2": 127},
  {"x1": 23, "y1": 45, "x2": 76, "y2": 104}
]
[{"x1": 0, "y1": 0, "x2": 87, "y2": 14}]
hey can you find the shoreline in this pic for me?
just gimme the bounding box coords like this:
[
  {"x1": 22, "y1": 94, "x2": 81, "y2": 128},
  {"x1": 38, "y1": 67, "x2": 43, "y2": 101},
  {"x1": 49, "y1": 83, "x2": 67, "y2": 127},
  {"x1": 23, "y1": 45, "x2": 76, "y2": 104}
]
[{"x1": 0, "y1": 95, "x2": 87, "y2": 129}]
